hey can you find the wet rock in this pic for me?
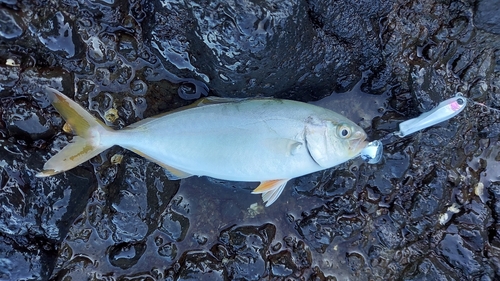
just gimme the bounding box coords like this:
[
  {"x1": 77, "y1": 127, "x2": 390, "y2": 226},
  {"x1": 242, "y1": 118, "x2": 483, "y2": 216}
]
[
  {"x1": 369, "y1": 149, "x2": 411, "y2": 195},
  {"x1": 374, "y1": 215, "x2": 402, "y2": 249},
  {"x1": 151, "y1": 0, "x2": 393, "y2": 100},
  {"x1": 438, "y1": 233, "x2": 481, "y2": 276},
  {"x1": 0, "y1": 8, "x2": 23, "y2": 39},
  {"x1": 176, "y1": 251, "x2": 224, "y2": 281},
  {"x1": 346, "y1": 252, "x2": 366, "y2": 274},
  {"x1": 216, "y1": 224, "x2": 276, "y2": 280},
  {"x1": 295, "y1": 196, "x2": 362, "y2": 252},
  {"x1": 2, "y1": 98, "x2": 54, "y2": 140},
  {"x1": 48, "y1": 153, "x2": 181, "y2": 278},
  {"x1": 474, "y1": 0, "x2": 500, "y2": 35},
  {"x1": 269, "y1": 250, "x2": 296, "y2": 277},
  {"x1": 108, "y1": 241, "x2": 147, "y2": 269},
  {"x1": 157, "y1": 240, "x2": 177, "y2": 262},
  {"x1": 1, "y1": 0, "x2": 500, "y2": 280},
  {"x1": 108, "y1": 157, "x2": 150, "y2": 242},
  {"x1": 0, "y1": 65, "x2": 20, "y2": 95},
  {"x1": 32, "y1": 11, "x2": 83, "y2": 58},
  {"x1": 0, "y1": 147, "x2": 94, "y2": 279},
  {"x1": 0, "y1": 235, "x2": 56, "y2": 281},
  {"x1": 159, "y1": 210, "x2": 190, "y2": 242},
  {"x1": 403, "y1": 257, "x2": 452, "y2": 280},
  {"x1": 285, "y1": 237, "x2": 312, "y2": 270}
]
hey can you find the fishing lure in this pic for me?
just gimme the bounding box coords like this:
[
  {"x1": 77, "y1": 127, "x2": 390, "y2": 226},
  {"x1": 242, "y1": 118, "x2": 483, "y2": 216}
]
[
  {"x1": 396, "y1": 94, "x2": 467, "y2": 137},
  {"x1": 360, "y1": 94, "x2": 468, "y2": 164}
]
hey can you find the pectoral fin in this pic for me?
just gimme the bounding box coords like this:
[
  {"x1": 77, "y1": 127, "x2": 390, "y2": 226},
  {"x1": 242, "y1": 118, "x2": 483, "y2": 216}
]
[
  {"x1": 252, "y1": 179, "x2": 289, "y2": 207},
  {"x1": 263, "y1": 138, "x2": 303, "y2": 156}
]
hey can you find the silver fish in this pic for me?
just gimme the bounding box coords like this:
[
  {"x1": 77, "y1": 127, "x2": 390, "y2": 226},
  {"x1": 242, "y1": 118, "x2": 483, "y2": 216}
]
[{"x1": 37, "y1": 88, "x2": 368, "y2": 206}]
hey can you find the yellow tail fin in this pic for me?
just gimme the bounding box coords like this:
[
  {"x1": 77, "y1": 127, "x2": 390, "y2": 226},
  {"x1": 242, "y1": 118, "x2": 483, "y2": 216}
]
[{"x1": 36, "y1": 87, "x2": 113, "y2": 177}]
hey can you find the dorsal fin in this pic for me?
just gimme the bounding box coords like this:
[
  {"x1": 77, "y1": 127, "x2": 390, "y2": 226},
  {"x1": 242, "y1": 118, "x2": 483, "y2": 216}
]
[
  {"x1": 125, "y1": 96, "x2": 249, "y2": 129},
  {"x1": 194, "y1": 96, "x2": 248, "y2": 105}
]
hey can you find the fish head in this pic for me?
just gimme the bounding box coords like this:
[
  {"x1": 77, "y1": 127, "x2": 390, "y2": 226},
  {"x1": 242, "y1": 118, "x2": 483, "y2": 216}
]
[
  {"x1": 305, "y1": 116, "x2": 368, "y2": 168},
  {"x1": 328, "y1": 121, "x2": 368, "y2": 158}
]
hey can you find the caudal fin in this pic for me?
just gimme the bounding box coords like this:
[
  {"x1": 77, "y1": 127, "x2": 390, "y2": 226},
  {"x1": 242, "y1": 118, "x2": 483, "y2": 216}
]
[{"x1": 36, "y1": 87, "x2": 113, "y2": 177}]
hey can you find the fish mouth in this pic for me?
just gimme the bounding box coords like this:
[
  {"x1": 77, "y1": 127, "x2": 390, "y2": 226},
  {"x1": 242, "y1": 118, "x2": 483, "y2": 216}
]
[{"x1": 349, "y1": 131, "x2": 368, "y2": 156}]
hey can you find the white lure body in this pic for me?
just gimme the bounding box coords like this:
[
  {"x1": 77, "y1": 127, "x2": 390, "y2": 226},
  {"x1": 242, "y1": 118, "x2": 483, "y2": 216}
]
[{"x1": 397, "y1": 95, "x2": 467, "y2": 137}]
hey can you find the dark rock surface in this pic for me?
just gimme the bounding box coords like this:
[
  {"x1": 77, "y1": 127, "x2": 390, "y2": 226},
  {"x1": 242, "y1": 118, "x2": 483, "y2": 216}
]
[
  {"x1": 1, "y1": 0, "x2": 500, "y2": 280},
  {"x1": 474, "y1": 0, "x2": 500, "y2": 35}
]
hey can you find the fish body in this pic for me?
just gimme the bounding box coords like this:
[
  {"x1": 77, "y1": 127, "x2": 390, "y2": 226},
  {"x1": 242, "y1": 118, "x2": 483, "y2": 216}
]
[{"x1": 38, "y1": 88, "x2": 368, "y2": 206}]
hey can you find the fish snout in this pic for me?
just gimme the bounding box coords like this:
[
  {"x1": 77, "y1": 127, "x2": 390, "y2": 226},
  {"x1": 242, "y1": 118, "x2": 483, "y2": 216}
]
[{"x1": 349, "y1": 131, "x2": 368, "y2": 155}]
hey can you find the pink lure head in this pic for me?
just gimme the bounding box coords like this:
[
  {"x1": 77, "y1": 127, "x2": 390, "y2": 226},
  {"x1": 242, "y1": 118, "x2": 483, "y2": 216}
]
[
  {"x1": 450, "y1": 101, "x2": 461, "y2": 111},
  {"x1": 450, "y1": 97, "x2": 466, "y2": 111}
]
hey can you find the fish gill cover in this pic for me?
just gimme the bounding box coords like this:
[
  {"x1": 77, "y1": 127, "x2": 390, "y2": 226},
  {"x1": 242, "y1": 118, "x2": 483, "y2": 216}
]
[{"x1": 0, "y1": 0, "x2": 500, "y2": 280}]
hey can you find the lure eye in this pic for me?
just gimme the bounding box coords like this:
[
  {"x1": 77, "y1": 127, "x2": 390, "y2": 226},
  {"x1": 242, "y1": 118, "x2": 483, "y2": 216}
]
[{"x1": 338, "y1": 125, "x2": 351, "y2": 138}]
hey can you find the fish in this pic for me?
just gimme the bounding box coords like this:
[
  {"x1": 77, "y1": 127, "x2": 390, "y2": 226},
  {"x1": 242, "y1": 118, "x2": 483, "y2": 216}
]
[{"x1": 37, "y1": 87, "x2": 368, "y2": 206}]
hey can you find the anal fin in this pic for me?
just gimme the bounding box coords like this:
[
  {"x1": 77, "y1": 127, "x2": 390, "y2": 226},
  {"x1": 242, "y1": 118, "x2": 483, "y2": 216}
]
[
  {"x1": 128, "y1": 148, "x2": 192, "y2": 180},
  {"x1": 162, "y1": 164, "x2": 192, "y2": 180},
  {"x1": 252, "y1": 179, "x2": 289, "y2": 207}
]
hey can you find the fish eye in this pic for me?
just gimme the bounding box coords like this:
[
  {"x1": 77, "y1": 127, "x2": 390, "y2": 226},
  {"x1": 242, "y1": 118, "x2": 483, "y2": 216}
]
[{"x1": 338, "y1": 125, "x2": 351, "y2": 138}]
